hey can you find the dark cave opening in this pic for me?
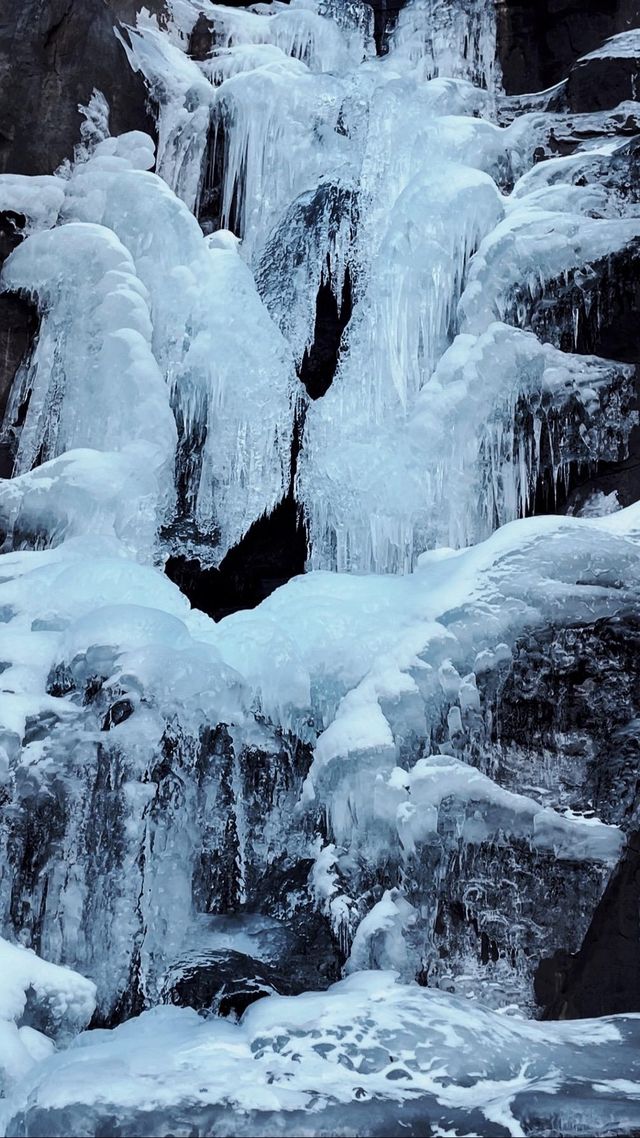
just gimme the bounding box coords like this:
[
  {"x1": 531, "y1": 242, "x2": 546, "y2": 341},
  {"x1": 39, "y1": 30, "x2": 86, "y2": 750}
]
[
  {"x1": 369, "y1": 0, "x2": 409, "y2": 55},
  {"x1": 197, "y1": 113, "x2": 245, "y2": 237}
]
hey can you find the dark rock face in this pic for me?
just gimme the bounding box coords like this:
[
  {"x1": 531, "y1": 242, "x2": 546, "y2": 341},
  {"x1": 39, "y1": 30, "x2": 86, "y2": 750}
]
[
  {"x1": 365, "y1": 615, "x2": 640, "y2": 1005},
  {"x1": 568, "y1": 40, "x2": 640, "y2": 113},
  {"x1": 477, "y1": 616, "x2": 640, "y2": 1016},
  {"x1": 0, "y1": 212, "x2": 38, "y2": 477},
  {"x1": 483, "y1": 616, "x2": 640, "y2": 829},
  {"x1": 504, "y1": 241, "x2": 640, "y2": 511},
  {"x1": 497, "y1": 0, "x2": 640, "y2": 95},
  {"x1": 536, "y1": 832, "x2": 640, "y2": 1018},
  {"x1": 187, "y1": 12, "x2": 215, "y2": 61},
  {"x1": 0, "y1": 0, "x2": 164, "y2": 177}
]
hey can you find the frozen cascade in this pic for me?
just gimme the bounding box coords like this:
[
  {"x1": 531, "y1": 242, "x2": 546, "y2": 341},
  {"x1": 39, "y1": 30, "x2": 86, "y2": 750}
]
[
  {"x1": 1, "y1": 224, "x2": 172, "y2": 479},
  {"x1": 0, "y1": 222, "x2": 176, "y2": 559},
  {"x1": 204, "y1": 54, "x2": 351, "y2": 261},
  {"x1": 119, "y1": 23, "x2": 216, "y2": 212},
  {"x1": 390, "y1": 0, "x2": 498, "y2": 90},
  {"x1": 1, "y1": 132, "x2": 297, "y2": 565},
  {"x1": 0, "y1": 0, "x2": 640, "y2": 1133}
]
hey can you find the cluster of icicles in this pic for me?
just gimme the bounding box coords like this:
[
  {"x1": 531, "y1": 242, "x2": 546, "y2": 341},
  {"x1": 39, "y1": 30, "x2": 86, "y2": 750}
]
[{"x1": 1, "y1": 0, "x2": 638, "y2": 577}]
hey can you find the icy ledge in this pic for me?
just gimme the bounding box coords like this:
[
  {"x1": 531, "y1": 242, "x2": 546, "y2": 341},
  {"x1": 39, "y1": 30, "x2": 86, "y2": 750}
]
[
  {"x1": 2, "y1": 965, "x2": 640, "y2": 1138},
  {"x1": 0, "y1": 938, "x2": 95, "y2": 1098}
]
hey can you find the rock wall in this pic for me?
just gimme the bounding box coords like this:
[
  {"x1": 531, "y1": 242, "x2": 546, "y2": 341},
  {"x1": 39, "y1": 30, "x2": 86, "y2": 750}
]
[
  {"x1": 497, "y1": 0, "x2": 640, "y2": 94},
  {"x1": 0, "y1": 0, "x2": 165, "y2": 177}
]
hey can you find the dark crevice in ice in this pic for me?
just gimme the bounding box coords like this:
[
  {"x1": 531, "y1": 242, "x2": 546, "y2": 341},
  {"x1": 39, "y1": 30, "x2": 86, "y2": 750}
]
[
  {"x1": 198, "y1": 113, "x2": 235, "y2": 236},
  {"x1": 0, "y1": 212, "x2": 40, "y2": 478},
  {"x1": 370, "y1": 0, "x2": 408, "y2": 55},
  {"x1": 299, "y1": 265, "x2": 353, "y2": 400},
  {"x1": 165, "y1": 492, "x2": 306, "y2": 621},
  {"x1": 165, "y1": 414, "x2": 307, "y2": 621}
]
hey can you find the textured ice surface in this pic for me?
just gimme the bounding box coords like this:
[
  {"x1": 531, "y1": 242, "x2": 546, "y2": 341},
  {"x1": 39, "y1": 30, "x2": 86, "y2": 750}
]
[
  {"x1": 1, "y1": 223, "x2": 172, "y2": 475},
  {"x1": 389, "y1": 0, "x2": 497, "y2": 89},
  {"x1": 0, "y1": 503, "x2": 636, "y2": 1022},
  {"x1": 578, "y1": 28, "x2": 640, "y2": 62},
  {"x1": 0, "y1": 221, "x2": 176, "y2": 557},
  {"x1": 459, "y1": 208, "x2": 640, "y2": 336},
  {"x1": 215, "y1": 505, "x2": 640, "y2": 867},
  {"x1": 300, "y1": 314, "x2": 636, "y2": 570},
  {"x1": 0, "y1": 938, "x2": 95, "y2": 1097},
  {"x1": 119, "y1": 23, "x2": 216, "y2": 210},
  {"x1": 111, "y1": 0, "x2": 640, "y2": 575},
  {"x1": 0, "y1": 177, "x2": 65, "y2": 234},
  {"x1": 4, "y1": 971, "x2": 640, "y2": 1138}
]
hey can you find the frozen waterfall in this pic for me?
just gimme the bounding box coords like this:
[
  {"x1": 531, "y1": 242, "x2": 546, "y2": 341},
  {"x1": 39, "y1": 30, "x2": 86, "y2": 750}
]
[{"x1": 1, "y1": 0, "x2": 640, "y2": 1135}]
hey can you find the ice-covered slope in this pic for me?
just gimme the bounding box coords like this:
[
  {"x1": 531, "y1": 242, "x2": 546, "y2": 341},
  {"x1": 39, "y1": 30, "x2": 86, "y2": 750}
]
[
  {"x1": 0, "y1": 0, "x2": 640, "y2": 1135},
  {"x1": 4, "y1": 968, "x2": 640, "y2": 1138}
]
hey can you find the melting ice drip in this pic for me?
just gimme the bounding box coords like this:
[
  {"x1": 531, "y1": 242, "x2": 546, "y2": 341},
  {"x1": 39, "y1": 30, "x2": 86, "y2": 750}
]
[{"x1": 1, "y1": 1, "x2": 640, "y2": 1133}]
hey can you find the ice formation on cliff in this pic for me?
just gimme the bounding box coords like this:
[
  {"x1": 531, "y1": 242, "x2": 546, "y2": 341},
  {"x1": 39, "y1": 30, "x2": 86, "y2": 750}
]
[{"x1": 1, "y1": 0, "x2": 640, "y2": 1133}]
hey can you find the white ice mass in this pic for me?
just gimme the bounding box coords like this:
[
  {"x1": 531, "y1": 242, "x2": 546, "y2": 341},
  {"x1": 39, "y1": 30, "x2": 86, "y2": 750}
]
[{"x1": 1, "y1": 0, "x2": 640, "y2": 1134}]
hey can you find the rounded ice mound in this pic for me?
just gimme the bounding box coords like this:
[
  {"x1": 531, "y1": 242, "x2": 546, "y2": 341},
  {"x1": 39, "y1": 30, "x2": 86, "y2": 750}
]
[
  {"x1": 206, "y1": 228, "x2": 241, "y2": 252},
  {"x1": 60, "y1": 604, "x2": 194, "y2": 660},
  {"x1": 91, "y1": 131, "x2": 156, "y2": 171},
  {"x1": 0, "y1": 937, "x2": 96, "y2": 1097}
]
